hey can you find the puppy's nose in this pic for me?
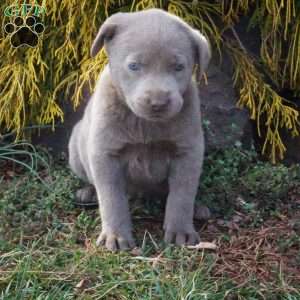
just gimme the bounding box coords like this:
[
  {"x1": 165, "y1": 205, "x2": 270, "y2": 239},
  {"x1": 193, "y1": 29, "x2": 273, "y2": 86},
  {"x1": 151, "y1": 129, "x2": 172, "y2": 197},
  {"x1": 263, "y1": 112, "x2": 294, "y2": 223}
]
[
  {"x1": 149, "y1": 91, "x2": 171, "y2": 112},
  {"x1": 151, "y1": 99, "x2": 170, "y2": 112}
]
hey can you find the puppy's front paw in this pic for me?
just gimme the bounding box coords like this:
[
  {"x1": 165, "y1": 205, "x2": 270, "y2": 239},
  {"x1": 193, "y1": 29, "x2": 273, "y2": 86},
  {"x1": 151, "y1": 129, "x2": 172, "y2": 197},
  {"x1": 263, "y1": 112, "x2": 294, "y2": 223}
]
[
  {"x1": 164, "y1": 224, "x2": 200, "y2": 246},
  {"x1": 96, "y1": 229, "x2": 136, "y2": 251}
]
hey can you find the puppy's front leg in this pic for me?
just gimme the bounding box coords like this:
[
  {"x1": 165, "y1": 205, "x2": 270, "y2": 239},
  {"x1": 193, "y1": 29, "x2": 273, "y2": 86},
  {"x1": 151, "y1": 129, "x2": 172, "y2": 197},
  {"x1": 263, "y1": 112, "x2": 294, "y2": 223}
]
[
  {"x1": 164, "y1": 147, "x2": 203, "y2": 246},
  {"x1": 91, "y1": 154, "x2": 135, "y2": 251}
]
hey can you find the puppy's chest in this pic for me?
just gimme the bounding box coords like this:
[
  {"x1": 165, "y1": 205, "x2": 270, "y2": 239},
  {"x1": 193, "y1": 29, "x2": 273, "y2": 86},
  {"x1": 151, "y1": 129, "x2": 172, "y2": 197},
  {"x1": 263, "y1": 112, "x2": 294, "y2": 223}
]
[{"x1": 120, "y1": 141, "x2": 177, "y2": 184}]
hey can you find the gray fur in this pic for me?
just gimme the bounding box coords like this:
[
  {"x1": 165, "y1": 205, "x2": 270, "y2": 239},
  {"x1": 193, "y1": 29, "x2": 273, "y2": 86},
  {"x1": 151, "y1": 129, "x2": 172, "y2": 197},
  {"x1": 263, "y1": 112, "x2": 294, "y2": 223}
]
[{"x1": 68, "y1": 9, "x2": 211, "y2": 251}]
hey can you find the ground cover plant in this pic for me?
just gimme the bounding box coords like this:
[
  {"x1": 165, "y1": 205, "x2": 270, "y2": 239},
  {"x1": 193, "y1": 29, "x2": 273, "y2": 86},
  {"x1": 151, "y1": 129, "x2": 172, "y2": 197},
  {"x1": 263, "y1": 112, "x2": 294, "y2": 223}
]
[{"x1": 0, "y1": 143, "x2": 299, "y2": 299}]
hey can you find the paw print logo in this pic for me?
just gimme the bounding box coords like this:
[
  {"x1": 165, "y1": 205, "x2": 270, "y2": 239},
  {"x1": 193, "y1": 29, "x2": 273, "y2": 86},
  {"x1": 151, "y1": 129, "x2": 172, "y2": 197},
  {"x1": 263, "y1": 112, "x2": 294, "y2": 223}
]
[{"x1": 4, "y1": 16, "x2": 45, "y2": 48}]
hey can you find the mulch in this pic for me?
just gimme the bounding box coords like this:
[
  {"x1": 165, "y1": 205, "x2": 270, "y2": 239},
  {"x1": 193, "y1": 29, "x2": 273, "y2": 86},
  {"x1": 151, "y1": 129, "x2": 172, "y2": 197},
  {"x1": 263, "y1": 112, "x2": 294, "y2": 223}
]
[{"x1": 203, "y1": 211, "x2": 300, "y2": 287}]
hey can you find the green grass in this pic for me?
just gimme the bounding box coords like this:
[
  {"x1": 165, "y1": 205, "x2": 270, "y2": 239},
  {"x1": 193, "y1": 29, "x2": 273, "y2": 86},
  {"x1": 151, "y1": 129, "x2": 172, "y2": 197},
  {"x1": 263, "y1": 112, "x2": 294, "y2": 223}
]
[{"x1": 0, "y1": 144, "x2": 300, "y2": 299}]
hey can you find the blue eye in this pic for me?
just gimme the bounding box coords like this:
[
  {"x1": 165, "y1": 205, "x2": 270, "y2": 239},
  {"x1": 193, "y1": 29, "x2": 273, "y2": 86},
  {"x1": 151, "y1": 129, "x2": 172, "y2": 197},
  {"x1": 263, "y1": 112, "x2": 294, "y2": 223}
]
[
  {"x1": 175, "y1": 63, "x2": 185, "y2": 71},
  {"x1": 128, "y1": 62, "x2": 141, "y2": 71}
]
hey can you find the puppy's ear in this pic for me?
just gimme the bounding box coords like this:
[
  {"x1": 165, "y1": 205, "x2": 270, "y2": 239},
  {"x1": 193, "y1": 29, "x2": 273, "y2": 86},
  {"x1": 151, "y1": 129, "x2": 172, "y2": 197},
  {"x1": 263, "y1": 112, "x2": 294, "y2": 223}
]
[
  {"x1": 90, "y1": 13, "x2": 122, "y2": 57},
  {"x1": 191, "y1": 30, "x2": 211, "y2": 82}
]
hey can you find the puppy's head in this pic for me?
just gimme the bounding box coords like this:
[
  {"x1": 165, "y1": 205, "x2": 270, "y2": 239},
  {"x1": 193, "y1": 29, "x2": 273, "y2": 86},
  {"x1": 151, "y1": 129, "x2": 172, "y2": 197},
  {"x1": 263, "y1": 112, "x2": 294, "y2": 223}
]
[{"x1": 91, "y1": 9, "x2": 211, "y2": 122}]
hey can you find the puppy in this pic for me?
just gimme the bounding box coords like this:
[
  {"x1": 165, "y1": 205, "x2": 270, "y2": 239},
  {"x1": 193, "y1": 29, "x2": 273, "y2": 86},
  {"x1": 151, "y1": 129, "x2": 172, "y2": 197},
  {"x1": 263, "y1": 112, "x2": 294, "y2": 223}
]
[{"x1": 68, "y1": 9, "x2": 211, "y2": 251}]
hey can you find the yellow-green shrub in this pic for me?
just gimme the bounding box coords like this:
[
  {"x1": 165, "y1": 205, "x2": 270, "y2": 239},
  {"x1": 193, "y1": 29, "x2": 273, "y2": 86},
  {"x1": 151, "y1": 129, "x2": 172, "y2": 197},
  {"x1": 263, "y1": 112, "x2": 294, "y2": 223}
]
[{"x1": 0, "y1": 0, "x2": 299, "y2": 162}]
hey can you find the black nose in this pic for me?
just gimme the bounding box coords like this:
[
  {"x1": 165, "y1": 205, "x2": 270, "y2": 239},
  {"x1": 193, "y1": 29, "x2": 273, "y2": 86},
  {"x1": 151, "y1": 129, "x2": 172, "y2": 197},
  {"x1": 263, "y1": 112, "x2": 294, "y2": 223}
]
[{"x1": 151, "y1": 99, "x2": 170, "y2": 112}]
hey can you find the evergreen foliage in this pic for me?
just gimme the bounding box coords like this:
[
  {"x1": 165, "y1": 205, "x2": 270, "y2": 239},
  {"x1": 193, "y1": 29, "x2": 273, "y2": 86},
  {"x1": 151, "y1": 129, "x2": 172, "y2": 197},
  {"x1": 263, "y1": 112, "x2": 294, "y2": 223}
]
[{"x1": 0, "y1": 0, "x2": 299, "y2": 162}]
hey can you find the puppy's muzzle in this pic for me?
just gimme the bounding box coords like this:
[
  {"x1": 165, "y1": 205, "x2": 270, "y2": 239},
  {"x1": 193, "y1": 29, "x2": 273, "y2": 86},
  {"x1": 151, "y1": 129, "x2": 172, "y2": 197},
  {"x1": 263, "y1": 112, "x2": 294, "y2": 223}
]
[{"x1": 145, "y1": 90, "x2": 171, "y2": 113}]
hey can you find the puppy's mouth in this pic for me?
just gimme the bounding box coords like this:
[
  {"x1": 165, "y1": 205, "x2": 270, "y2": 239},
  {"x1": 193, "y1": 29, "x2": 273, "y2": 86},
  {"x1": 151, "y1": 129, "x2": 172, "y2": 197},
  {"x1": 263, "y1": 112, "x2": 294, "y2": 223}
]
[
  {"x1": 126, "y1": 96, "x2": 183, "y2": 122},
  {"x1": 146, "y1": 113, "x2": 169, "y2": 122},
  {"x1": 138, "y1": 109, "x2": 174, "y2": 122}
]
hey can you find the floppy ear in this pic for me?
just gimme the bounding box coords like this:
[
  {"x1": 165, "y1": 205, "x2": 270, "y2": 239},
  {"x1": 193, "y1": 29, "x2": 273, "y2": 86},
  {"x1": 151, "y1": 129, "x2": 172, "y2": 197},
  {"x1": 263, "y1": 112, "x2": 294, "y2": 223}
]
[
  {"x1": 191, "y1": 30, "x2": 211, "y2": 82},
  {"x1": 90, "y1": 13, "x2": 122, "y2": 57}
]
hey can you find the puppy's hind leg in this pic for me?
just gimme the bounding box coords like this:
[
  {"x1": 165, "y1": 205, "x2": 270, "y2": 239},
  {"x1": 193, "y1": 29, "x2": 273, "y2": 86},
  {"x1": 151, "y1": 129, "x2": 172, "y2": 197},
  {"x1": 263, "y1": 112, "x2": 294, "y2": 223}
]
[
  {"x1": 194, "y1": 203, "x2": 211, "y2": 220},
  {"x1": 68, "y1": 123, "x2": 88, "y2": 181},
  {"x1": 69, "y1": 123, "x2": 97, "y2": 207},
  {"x1": 76, "y1": 185, "x2": 98, "y2": 208}
]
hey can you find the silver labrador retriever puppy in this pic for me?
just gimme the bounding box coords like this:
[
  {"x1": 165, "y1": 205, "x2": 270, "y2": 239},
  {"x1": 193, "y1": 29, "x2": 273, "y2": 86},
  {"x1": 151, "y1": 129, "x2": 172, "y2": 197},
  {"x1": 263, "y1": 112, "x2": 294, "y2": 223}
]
[{"x1": 68, "y1": 9, "x2": 211, "y2": 251}]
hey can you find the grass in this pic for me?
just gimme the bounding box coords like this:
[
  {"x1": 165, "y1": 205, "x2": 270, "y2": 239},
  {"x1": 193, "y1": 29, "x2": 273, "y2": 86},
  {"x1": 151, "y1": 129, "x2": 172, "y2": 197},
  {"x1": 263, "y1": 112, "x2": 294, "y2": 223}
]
[{"x1": 0, "y1": 143, "x2": 300, "y2": 299}]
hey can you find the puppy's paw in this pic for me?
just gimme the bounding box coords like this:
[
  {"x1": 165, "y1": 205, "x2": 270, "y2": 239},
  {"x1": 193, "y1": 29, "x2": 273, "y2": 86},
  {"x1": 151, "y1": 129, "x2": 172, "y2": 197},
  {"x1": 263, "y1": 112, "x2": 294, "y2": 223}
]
[
  {"x1": 96, "y1": 230, "x2": 136, "y2": 251},
  {"x1": 164, "y1": 225, "x2": 200, "y2": 246},
  {"x1": 75, "y1": 185, "x2": 98, "y2": 207},
  {"x1": 194, "y1": 204, "x2": 211, "y2": 220}
]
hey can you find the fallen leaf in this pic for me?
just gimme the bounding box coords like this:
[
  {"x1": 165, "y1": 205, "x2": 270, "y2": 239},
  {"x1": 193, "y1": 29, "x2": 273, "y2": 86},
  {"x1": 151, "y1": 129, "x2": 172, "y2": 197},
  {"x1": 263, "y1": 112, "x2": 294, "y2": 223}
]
[
  {"x1": 131, "y1": 247, "x2": 142, "y2": 256},
  {"x1": 75, "y1": 279, "x2": 86, "y2": 289},
  {"x1": 187, "y1": 242, "x2": 217, "y2": 250},
  {"x1": 84, "y1": 239, "x2": 92, "y2": 250},
  {"x1": 233, "y1": 215, "x2": 243, "y2": 223}
]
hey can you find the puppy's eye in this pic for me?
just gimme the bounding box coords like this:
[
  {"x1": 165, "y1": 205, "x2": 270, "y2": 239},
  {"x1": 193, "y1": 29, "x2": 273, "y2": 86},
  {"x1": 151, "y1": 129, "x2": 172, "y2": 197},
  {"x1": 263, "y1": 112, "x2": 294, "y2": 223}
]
[
  {"x1": 175, "y1": 63, "x2": 185, "y2": 72},
  {"x1": 128, "y1": 62, "x2": 141, "y2": 71}
]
